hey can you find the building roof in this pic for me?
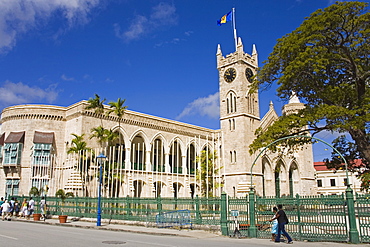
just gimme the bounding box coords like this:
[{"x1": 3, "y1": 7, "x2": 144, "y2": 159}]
[{"x1": 314, "y1": 159, "x2": 364, "y2": 171}]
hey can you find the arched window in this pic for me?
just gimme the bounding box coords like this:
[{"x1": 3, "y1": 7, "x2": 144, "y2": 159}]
[
  {"x1": 234, "y1": 95, "x2": 237, "y2": 112},
  {"x1": 229, "y1": 94, "x2": 233, "y2": 112},
  {"x1": 226, "y1": 98, "x2": 230, "y2": 113},
  {"x1": 227, "y1": 92, "x2": 237, "y2": 114}
]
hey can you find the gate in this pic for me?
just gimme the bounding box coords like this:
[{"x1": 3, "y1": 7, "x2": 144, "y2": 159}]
[
  {"x1": 227, "y1": 196, "x2": 249, "y2": 237},
  {"x1": 255, "y1": 194, "x2": 349, "y2": 242},
  {"x1": 356, "y1": 194, "x2": 370, "y2": 243}
]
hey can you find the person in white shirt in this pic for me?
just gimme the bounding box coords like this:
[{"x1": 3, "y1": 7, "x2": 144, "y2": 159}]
[
  {"x1": 40, "y1": 197, "x2": 47, "y2": 220},
  {"x1": 28, "y1": 197, "x2": 35, "y2": 220},
  {"x1": 1, "y1": 200, "x2": 11, "y2": 221}
]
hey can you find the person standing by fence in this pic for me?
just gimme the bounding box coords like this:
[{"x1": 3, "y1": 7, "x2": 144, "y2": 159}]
[
  {"x1": 271, "y1": 206, "x2": 278, "y2": 241},
  {"x1": 269, "y1": 204, "x2": 293, "y2": 244}
]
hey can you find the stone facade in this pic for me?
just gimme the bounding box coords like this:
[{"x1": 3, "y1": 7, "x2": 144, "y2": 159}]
[{"x1": 0, "y1": 38, "x2": 317, "y2": 198}]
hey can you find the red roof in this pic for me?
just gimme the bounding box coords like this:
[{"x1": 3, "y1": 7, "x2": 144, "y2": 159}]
[{"x1": 314, "y1": 159, "x2": 364, "y2": 171}]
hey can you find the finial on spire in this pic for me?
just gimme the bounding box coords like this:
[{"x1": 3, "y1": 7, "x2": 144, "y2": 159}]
[
  {"x1": 252, "y1": 44, "x2": 257, "y2": 56},
  {"x1": 237, "y1": 37, "x2": 243, "y2": 47},
  {"x1": 217, "y1": 44, "x2": 222, "y2": 56},
  {"x1": 269, "y1": 101, "x2": 274, "y2": 110}
]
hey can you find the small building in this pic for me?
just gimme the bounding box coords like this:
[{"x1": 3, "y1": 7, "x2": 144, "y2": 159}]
[{"x1": 314, "y1": 161, "x2": 365, "y2": 195}]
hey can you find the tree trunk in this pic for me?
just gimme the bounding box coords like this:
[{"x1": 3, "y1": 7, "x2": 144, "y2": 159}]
[{"x1": 349, "y1": 128, "x2": 370, "y2": 163}]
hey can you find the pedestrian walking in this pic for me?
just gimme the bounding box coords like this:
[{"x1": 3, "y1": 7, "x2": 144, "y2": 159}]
[
  {"x1": 1, "y1": 200, "x2": 11, "y2": 221},
  {"x1": 269, "y1": 204, "x2": 293, "y2": 244},
  {"x1": 28, "y1": 197, "x2": 35, "y2": 218},
  {"x1": 0, "y1": 197, "x2": 4, "y2": 216},
  {"x1": 20, "y1": 198, "x2": 28, "y2": 218},
  {"x1": 9, "y1": 197, "x2": 15, "y2": 216},
  {"x1": 14, "y1": 199, "x2": 20, "y2": 217},
  {"x1": 40, "y1": 196, "x2": 47, "y2": 220}
]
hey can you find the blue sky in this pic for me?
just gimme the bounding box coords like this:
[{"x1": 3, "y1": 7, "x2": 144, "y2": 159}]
[{"x1": 0, "y1": 0, "x2": 366, "y2": 161}]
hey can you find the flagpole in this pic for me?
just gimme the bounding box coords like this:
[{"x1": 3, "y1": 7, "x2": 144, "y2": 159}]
[{"x1": 232, "y1": 8, "x2": 237, "y2": 51}]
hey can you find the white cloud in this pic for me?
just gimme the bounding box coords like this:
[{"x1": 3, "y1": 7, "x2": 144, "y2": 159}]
[
  {"x1": 0, "y1": 0, "x2": 101, "y2": 53},
  {"x1": 176, "y1": 92, "x2": 220, "y2": 120},
  {"x1": 61, "y1": 74, "x2": 75, "y2": 81},
  {"x1": 0, "y1": 81, "x2": 58, "y2": 106},
  {"x1": 115, "y1": 2, "x2": 178, "y2": 42}
]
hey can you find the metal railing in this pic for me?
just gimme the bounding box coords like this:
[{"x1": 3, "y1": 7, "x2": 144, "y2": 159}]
[{"x1": 11, "y1": 192, "x2": 370, "y2": 243}]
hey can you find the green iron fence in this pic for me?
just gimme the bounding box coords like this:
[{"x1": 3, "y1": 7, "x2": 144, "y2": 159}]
[
  {"x1": 14, "y1": 195, "x2": 221, "y2": 228},
  {"x1": 356, "y1": 193, "x2": 370, "y2": 243},
  {"x1": 253, "y1": 194, "x2": 349, "y2": 242},
  {"x1": 11, "y1": 192, "x2": 370, "y2": 244}
]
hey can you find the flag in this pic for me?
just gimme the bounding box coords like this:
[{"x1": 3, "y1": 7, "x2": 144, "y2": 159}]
[{"x1": 217, "y1": 11, "x2": 232, "y2": 26}]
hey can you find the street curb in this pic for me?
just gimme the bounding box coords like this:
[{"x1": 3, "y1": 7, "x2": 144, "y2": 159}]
[{"x1": 12, "y1": 218, "x2": 204, "y2": 238}]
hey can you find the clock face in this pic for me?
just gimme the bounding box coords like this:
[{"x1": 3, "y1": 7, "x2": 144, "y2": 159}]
[
  {"x1": 245, "y1": 68, "x2": 254, "y2": 82},
  {"x1": 224, "y1": 68, "x2": 236, "y2": 83}
]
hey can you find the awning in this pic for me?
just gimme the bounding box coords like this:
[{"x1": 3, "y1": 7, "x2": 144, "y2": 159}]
[
  {"x1": 33, "y1": 131, "x2": 54, "y2": 144},
  {"x1": 0, "y1": 133, "x2": 5, "y2": 145},
  {"x1": 4, "y1": 131, "x2": 25, "y2": 143}
]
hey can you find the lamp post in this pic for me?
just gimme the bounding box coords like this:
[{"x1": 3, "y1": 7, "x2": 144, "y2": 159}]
[
  {"x1": 96, "y1": 153, "x2": 106, "y2": 226},
  {"x1": 43, "y1": 184, "x2": 49, "y2": 221}
]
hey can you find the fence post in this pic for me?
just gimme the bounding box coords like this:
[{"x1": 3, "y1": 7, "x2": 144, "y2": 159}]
[
  {"x1": 220, "y1": 192, "x2": 228, "y2": 236},
  {"x1": 195, "y1": 195, "x2": 201, "y2": 224},
  {"x1": 296, "y1": 194, "x2": 302, "y2": 241},
  {"x1": 157, "y1": 196, "x2": 162, "y2": 214},
  {"x1": 346, "y1": 186, "x2": 359, "y2": 244},
  {"x1": 248, "y1": 188, "x2": 257, "y2": 238}
]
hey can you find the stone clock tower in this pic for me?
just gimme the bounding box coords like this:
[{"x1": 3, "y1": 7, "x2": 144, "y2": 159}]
[{"x1": 217, "y1": 37, "x2": 261, "y2": 196}]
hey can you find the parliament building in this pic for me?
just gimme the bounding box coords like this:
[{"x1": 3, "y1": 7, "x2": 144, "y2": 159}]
[{"x1": 0, "y1": 38, "x2": 317, "y2": 198}]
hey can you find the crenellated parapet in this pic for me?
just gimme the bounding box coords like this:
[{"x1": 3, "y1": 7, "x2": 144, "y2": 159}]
[{"x1": 217, "y1": 37, "x2": 258, "y2": 70}]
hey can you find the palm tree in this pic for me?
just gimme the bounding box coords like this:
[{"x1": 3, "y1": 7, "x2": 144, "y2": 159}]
[
  {"x1": 106, "y1": 98, "x2": 127, "y2": 165},
  {"x1": 67, "y1": 134, "x2": 92, "y2": 196},
  {"x1": 67, "y1": 134, "x2": 90, "y2": 154},
  {"x1": 196, "y1": 149, "x2": 221, "y2": 198},
  {"x1": 85, "y1": 94, "x2": 106, "y2": 126},
  {"x1": 106, "y1": 98, "x2": 127, "y2": 140},
  {"x1": 90, "y1": 126, "x2": 107, "y2": 149},
  {"x1": 105, "y1": 128, "x2": 119, "y2": 147}
]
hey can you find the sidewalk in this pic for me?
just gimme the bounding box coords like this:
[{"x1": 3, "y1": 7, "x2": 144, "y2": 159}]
[
  {"x1": 14, "y1": 216, "x2": 218, "y2": 239},
  {"x1": 13, "y1": 216, "x2": 366, "y2": 246}
]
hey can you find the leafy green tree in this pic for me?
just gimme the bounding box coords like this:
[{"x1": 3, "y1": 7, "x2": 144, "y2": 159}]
[
  {"x1": 67, "y1": 134, "x2": 92, "y2": 196},
  {"x1": 29, "y1": 187, "x2": 40, "y2": 197},
  {"x1": 55, "y1": 189, "x2": 66, "y2": 201},
  {"x1": 250, "y1": 1, "x2": 370, "y2": 190},
  {"x1": 196, "y1": 149, "x2": 221, "y2": 197},
  {"x1": 85, "y1": 94, "x2": 106, "y2": 126},
  {"x1": 65, "y1": 192, "x2": 75, "y2": 198}
]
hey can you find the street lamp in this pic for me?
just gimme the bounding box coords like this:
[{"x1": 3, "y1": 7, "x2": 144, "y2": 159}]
[{"x1": 96, "y1": 153, "x2": 106, "y2": 226}]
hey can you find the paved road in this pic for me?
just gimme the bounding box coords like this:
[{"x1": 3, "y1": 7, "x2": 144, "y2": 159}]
[{"x1": 0, "y1": 218, "x2": 366, "y2": 247}]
